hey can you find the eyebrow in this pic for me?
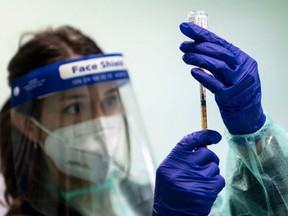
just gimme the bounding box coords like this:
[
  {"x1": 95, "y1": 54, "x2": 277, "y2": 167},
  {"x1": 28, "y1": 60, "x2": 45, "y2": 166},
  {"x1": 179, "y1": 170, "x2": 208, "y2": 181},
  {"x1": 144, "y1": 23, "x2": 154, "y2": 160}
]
[
  {"x1": 59, "y1": 94, "x2": 89, "y2": 101},
  {"x1": 58, "y1": 87, "x2": 119, "y2": 101},
  {"x1": 104, "y1": 87, "x2": 118, "y2": 95}
]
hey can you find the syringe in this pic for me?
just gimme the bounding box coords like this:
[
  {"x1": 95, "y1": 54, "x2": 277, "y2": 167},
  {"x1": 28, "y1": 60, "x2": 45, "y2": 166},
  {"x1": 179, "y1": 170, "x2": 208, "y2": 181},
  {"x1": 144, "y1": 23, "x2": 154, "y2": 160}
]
[{"x1": 188, "y1": 11, "x2": 208, "y2": 130}]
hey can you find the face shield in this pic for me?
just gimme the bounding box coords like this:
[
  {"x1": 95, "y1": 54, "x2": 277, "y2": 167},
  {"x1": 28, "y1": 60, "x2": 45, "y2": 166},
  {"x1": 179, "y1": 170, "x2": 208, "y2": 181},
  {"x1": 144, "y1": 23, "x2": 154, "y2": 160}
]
[{"x1": 10, "y1": 53, "x2": 155, "y2": 216}]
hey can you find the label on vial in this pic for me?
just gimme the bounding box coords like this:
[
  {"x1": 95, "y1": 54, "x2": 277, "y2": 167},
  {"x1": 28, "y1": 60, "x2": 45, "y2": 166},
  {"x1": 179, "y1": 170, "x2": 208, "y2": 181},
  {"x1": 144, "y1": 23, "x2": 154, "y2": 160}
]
[{"x1": 189, "y1": 15, "x2": 208, "y2": 29}]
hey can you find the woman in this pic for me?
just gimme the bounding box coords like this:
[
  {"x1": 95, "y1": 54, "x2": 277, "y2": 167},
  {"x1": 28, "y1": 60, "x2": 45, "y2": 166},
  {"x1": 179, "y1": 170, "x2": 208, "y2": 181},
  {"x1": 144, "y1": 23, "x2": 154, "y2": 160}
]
[{"x1": 0, "y1": 26, "x2": 155, "y2": 215}]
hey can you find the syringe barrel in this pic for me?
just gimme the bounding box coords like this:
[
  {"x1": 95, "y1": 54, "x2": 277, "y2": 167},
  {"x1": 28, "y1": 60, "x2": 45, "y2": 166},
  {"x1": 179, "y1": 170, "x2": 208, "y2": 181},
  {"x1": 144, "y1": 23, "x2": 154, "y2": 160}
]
[{"x1": 188, "y1": 11, "x2": 209, "y2": 130}]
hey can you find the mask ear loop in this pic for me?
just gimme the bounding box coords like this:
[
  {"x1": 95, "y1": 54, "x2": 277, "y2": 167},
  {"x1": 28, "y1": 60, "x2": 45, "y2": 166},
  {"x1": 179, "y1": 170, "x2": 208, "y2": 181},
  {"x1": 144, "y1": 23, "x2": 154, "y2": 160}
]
[
  {"x1": 29, "y1": 117, "x2": 58, "y2": 149},
  {"x1": 29, "y1": 117, "x2": 51, "y2": 135}
]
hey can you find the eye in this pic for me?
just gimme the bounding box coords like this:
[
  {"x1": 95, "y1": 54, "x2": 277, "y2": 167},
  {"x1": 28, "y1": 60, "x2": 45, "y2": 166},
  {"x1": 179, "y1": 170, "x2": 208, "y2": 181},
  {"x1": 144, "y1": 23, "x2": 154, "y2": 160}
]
[
  {"x1": 63, "y1": 103, "x2": 82, "y2": 115},
  {"x1": 101, "y1": 95, "x2": 121, "y2": 113}
]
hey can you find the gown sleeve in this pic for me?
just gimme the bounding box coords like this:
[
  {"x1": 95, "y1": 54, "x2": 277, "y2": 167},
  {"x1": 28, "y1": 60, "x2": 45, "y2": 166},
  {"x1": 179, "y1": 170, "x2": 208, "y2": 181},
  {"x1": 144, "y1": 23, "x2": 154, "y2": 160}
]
[{"x1": 210, "y1": 115, "x2": 288, "y2": 216}]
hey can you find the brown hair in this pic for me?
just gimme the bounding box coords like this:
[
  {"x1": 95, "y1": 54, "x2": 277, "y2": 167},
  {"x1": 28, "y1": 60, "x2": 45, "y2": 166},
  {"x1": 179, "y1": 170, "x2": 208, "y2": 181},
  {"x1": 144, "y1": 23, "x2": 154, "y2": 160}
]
[{"x1": 0, "y1": 25, "x2": 103, "y2": 215}]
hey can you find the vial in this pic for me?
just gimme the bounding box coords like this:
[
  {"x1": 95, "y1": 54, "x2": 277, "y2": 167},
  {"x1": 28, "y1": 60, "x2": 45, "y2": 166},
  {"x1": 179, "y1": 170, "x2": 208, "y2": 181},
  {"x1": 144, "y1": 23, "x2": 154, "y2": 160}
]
[{"x1": 188, "y1": 11, "x2": 208, "y2": 29}]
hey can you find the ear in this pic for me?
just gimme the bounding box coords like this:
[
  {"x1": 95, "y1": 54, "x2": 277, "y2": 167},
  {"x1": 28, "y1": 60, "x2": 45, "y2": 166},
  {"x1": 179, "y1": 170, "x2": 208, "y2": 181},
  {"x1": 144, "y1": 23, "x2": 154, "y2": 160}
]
[{"x1": 11, "y1": 110, "x2": 41, "y2": 143}]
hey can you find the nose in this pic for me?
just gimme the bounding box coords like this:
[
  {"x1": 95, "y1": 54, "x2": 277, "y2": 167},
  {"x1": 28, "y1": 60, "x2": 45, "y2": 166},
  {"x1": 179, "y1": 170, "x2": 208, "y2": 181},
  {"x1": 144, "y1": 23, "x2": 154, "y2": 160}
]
[{"x1": 91, "y1": 100, "x2": 106, "y2": 119}]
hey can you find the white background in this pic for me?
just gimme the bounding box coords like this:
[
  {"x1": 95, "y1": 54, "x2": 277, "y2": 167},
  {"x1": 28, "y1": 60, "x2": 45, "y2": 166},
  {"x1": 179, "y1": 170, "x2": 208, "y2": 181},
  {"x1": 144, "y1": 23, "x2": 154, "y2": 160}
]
[{"x1": 0, "y1": 0, "x2": 288, "y2": 213}]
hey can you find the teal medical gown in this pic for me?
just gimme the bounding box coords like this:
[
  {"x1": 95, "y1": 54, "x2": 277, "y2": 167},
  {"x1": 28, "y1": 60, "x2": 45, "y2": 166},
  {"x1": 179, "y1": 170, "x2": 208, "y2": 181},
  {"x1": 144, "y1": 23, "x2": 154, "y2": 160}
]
[{"x1": 210, "y1": 115, "x2": 288, "y2": 215}]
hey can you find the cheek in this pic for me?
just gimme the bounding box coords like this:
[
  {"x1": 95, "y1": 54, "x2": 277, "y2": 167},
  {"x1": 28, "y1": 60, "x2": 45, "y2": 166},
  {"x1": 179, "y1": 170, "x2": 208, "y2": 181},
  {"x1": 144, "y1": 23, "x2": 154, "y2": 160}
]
[
  {"x1": 39, "y1": 110, "x2": 64, "y2": 143},
  {"x1": 40, "y1": 103, "x2": 62, "y2": 132},
  {"x1": 40, "y1": 102, "x2": 80, "y2": 134}
]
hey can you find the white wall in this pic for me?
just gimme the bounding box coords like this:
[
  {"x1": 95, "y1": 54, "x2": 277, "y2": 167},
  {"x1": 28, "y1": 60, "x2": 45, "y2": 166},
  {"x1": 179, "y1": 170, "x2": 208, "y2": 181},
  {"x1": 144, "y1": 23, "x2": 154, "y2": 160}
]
[{"x1": 1, "y1": 0, "x2": 288, "y2": 202}]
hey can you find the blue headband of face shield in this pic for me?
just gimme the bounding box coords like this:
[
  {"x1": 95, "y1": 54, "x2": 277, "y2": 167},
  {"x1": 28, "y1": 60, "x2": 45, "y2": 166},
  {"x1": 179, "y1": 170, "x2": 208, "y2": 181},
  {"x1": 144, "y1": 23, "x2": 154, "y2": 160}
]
[{"x1": 10, "y1": 53, "x2": 129, "y2": 107}]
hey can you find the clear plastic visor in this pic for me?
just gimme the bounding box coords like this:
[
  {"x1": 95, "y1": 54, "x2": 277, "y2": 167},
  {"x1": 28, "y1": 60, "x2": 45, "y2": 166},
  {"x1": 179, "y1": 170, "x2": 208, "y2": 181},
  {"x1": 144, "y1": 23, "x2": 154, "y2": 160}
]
[{"x1": 10, "y1": 79, "x2": 155, "y2": 215}]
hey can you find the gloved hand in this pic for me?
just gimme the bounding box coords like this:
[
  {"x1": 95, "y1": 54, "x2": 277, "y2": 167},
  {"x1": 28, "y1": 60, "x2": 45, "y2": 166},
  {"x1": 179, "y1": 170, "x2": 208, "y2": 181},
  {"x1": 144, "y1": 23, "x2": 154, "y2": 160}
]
[
  {"x1": 152, "y1": 130, "x2": 225, "y2": 216},
  {"x1": 179, "y1": 22, "x2": 266, "y2": 135}
]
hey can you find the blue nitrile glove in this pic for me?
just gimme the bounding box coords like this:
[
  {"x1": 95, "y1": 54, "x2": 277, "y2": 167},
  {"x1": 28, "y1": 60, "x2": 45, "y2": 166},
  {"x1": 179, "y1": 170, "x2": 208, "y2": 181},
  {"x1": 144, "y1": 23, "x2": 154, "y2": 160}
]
[
  {"x1": 179, "y1": 22, "x2": 266, "y2": 135},
  {"x1": 152, "y1": 130, "x2": 225, "y2": 216}
]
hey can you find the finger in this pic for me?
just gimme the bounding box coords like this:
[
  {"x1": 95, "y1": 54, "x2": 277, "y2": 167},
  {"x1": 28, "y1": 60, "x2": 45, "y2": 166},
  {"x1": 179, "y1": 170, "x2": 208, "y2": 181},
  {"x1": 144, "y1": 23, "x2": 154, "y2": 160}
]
[
  {"x1": 182, "y1": 52, "x2": 231, "y2": 74},
  {"x1": 180, "y1": 41, "x2": 238, "y2": 69},
  {"x1": 182, "y1": 53, "x2": 235, "y2": 86},
  {"x1": 213, "y1": 175, "x2": 226, "y2": 194},
  {"x1": 190, "y1": 175, "x2": 225, "y2": 196},
  {"x1": 192, "y1": 162, "x2": 220, "y2": 177},
  {"x1": 191, "y1": 68, "x2": 226, "y2": 94},
  {"x1": 176, "y1": 130, "x2": 222, "y2": 151},
  {"x1": 180, "y1": 22, "x2": 239, "y2": 54},
  {"x1": 189, "y1": 148, "x2": 220, "y2": 166},
  {"x1": 204, "y1": 162, "x2": 221, "y2": 177}
]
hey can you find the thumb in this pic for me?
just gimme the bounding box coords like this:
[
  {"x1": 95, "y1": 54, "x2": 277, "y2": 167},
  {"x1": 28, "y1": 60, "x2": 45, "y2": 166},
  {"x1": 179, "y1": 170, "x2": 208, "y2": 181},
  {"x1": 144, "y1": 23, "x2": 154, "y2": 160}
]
[{"x1": 176, "y1": 130, "x2": 222, "y2": 151}]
